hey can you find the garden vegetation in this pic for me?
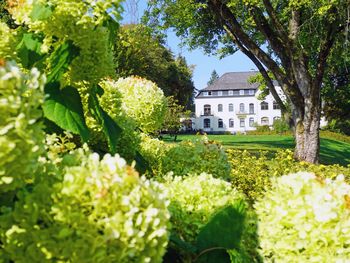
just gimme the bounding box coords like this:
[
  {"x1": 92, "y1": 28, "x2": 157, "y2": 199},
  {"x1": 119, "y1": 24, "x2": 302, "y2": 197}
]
[{"x1": 1, "y1": 0, "x2": 350, "y2": 262}]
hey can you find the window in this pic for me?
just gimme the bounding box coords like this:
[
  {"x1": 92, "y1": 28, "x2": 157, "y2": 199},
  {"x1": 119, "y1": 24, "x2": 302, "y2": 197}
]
[
  {"x1": 261, "y1": 101, "x2": 269, "y2": 110},
  {"x1": 244, "y1": 89, "x2": 250, "y2": 95},
  {"x1": 208, "y1": 91, "x2": 212, "y2": 96},
  {"x1": 229, "y1": 103, "x2": 234, "y2": 112},
  {"x1": 218, "y1": 104, "x2": 223, "y2": 112},
  {"x1": 273, "y1": 101, "x2": 280, "y2": 110},
  {"x1": 249, "y1": 89, "x2": 254, "y2": 95},
  {"x1": 228, "y1": 90, "x2": 233, "y2": 96},
  {"x1": 218, "y1": 91, "x2": 223, "y2": 96},
  {"x1": 218, "y1": 119, "x2": 223, "y2": 128},
  {"x1": 261, "y1": 117, "x2": 269, "y2": 125},
  {"x1": 229, "y1": 118, "x2": 234, "y2": 128},
  {"x1": 249, "y1": 117, "x2": 254, "y2": 127},
  {"x1": 239, "y1": 90, "x2": 244, "y2": 95},
  {"x1": 203, "y1": 91, "x2": 208, "y2": 96},
  {"x1": 204, "y1": 104, "x2": 211, "y2": 115},
  {"x1": 240, "y1": 118, "x2": 245, "y2": 127},
  {"x1": 249, "y1": 103, "x2": 254, "y2": 114},
  {"x1": 239, "y1": 103, "x2": 245, "y2": 113},
  {"x1": 204, "y1": 118, "x2": 211, "y2": 128}
]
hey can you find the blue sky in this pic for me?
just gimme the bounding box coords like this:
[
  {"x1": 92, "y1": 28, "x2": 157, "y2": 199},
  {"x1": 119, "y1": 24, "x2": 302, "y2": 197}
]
[{"x1": 121, "y1": 1, "x2": 257, "y2": 91}]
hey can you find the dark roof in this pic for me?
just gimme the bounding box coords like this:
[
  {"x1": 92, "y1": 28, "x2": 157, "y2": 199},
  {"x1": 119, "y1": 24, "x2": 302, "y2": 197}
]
[{"x1": 203, "y1": 71, "x2": 259, "y2": 91}]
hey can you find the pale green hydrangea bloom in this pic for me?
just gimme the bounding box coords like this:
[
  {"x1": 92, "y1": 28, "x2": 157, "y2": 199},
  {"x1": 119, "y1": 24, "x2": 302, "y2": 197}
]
[
  {"x1": 256, "y1": 172, "x2": 350, "y2": 262},
  {"x1": 0, "y1": 61, "x2": 45, "y2": 192}
]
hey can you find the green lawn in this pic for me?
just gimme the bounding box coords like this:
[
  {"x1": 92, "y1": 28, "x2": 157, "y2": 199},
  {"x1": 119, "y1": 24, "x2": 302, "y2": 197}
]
[{"x1": 163, "y1": 134, "x2": 350, "y2": 166}]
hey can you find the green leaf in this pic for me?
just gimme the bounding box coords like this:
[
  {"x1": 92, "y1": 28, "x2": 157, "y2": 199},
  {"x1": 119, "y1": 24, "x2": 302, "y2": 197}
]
[
  {"x1": 134, "y1": 151, "x2": 150, "y2": 174},
  {"x1": 88, "y1": 86, "x2": 122, "y2": 154},
  {"x1": 43, "y1": 83, "x2": 90, "y2": 141},
  {"x1": 196, "y1": 203, "x2": 246, "y2": 263},
  {"x1": 46, "y1": 41, "x2": 79, "y2": 83},
  {"x1": 30, "y1": 2, "x2": 53, "y2": 21},
  {"x1": 169, "y1": 232, "x2": 198, "y2": 254},
  {"x1": 103, "y1": 17, "x2": 120, "y2": 47},
  {"x1": 16, "y1": 33, "x2": 45, "y2": 69}
]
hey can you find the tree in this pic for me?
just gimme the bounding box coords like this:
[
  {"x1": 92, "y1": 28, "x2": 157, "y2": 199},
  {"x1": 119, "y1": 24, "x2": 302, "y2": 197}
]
[
  {"x1": 114, "y1": 24, "x2": 195, "y2": 108},
  {"x1": 145, "y1": 0, "x2": 350, "y2": 163},
  {"x1": 207, "y1": 69, "x2": 219, "y2": 86}
]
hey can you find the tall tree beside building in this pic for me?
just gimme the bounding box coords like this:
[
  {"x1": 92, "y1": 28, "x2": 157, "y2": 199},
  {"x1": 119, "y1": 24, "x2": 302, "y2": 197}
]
[
  {"x1": 145, "y1": 0, "x2": 349, "y2": 163},
  {"x1": 114, "y1": 24, "x2": 195, "y2": 108},
  {"x1": 207, "y1": 70, "x2": 219, "y2": 86}
]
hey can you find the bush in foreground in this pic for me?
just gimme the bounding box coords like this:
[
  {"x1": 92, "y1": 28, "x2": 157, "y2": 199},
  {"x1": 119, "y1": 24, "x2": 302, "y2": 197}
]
[
  {"x1": 161, "y1": 173, "x2": 258, "y2": 262},
  {"x1": 256, "y1": 172, "x2": 350, "y2": 262},
  {"x1": 0, "y1": 149, "x2": 170, "y2": 262}
]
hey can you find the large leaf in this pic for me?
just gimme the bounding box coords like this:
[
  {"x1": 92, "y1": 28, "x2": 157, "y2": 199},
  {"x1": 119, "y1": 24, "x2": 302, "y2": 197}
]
[
  {"x1": 46, "y1": 41, "x2": 79, "y2": 83},
  {"x1": 43, "y1": 83, "x2": 90, "y2": 141},
  {"x1": 88, "y1": 86, "x2": 122, "y2": 154},
  {"x1": 30, "y1": 2, "x2": 53, "y2": 21},
  {"x1": 16, "y1": 33, "x2": 45, "y2": 69},
  {"x1": 134, "y1": 151, "x2": 150, "y2": 174},
  {"x1": 195, "y1": 203, "x2": 246, "y2": 263}
]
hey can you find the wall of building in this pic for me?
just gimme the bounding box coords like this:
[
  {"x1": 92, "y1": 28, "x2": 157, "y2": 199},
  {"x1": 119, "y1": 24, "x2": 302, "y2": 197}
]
[{"x1": 194, "y1": 88, "x2": 283, "y2": 133}]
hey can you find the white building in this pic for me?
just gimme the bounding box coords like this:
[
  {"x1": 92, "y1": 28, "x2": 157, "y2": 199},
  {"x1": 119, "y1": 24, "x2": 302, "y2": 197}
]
[{"x1": 194, "y1": 72, "x2": 284, "y2": 133}]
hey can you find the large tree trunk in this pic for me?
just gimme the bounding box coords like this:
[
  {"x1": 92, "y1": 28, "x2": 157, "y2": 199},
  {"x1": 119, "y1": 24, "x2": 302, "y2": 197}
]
[{"x1": 293, "y1": 100, "x2": 321, "y2": 163}]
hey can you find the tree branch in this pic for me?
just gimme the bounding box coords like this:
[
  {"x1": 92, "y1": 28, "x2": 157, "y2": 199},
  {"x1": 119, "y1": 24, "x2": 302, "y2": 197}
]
[
  {"x1": 208, "y1": 0, "x2": 287, "y2": 86},
  {"x1": 223, "y1": 25, "x2": 288, "y2": 113}
]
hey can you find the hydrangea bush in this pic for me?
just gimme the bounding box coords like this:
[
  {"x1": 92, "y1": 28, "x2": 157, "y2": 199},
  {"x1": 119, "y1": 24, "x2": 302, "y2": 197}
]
[
  {"x1": 228, "y1": 149, "x2": 350, "y2": 203},
  {"x1": 161, "y1": 136, "x2": 231, "y2": 179},
  {"x1": 8, "y1": 0, "x2": 118, "y2": 84},
  {"x1": 0, "y1": 149, "x2": 170, "y2": 262},
  {"x1": 105, "y1": 77, "x2": 167, "y2": 134},
  {"x1": 255, "y1": 172, "x2": 350, "y2": 262},
  {"x1": 0, "y1": 62, "x2": 45, "y2": 192}
]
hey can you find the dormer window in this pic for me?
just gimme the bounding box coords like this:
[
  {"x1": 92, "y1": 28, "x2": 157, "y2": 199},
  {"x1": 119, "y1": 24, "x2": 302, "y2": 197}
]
[
  {"x1": 218, "y1": 91, "x2": 222, "y2": 96},
  {"x1": 228, "y1": 90, "x2": 233, "y2": 96},
  {"x1": 203, "y1": 92, "x2": 208, "y2": 96},
  {"x1": 249, "y1": 89, "x2": 254, "y2": 95},
  {"x1": 239, "y1": 90, "x2": 244, "y2": 95}
]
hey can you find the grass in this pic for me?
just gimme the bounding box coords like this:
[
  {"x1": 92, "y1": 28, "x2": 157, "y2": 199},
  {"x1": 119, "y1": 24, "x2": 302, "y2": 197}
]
[{"x1": 162, "y1": 134, "x2": 350, "y2": 166}]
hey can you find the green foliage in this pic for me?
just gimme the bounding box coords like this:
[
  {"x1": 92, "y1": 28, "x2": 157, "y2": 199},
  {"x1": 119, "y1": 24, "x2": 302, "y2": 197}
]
[
  {"x1": 43, "y1": 83, "x2": 90, "y2": 142},
  {"x1": 0, "y1": 62, "x2": 45, "y2": 193},
  {"x1": 272, "y1": 118, "x2": 290, "y2": 134},
  {"x1": 254, "y1": 125, "x2": 270, "y2": 133},
  {"x1": 162, "y1": 96, "x2": 186, "y2": 135},
  {"x1": 161, "y1": 136, "x2": 231, "y2": 179},
  {"x1": 0, "y1": 148, "x2": 170, "y2": 262},
  {"x1": 114, "y1": 24, "x2": 195, "y2": 108},
  {"x1": 227, "y1": 149, "x2": 350, "y2": 203},
  {"x1": 256, "y1": 172, "x2": 350, "y2": 262},
  {"x1": 196, "y1": 204, "x2": 246, "y2": 263},
  {"x1": 0, "y1": 22, "x2": 17, "y2": 59},
  {"x1": 207, "y1": 70, "x2": 219, "y2": 86},
  {"x1": 161, "y1": 173, "x2": 255, "y2": 262}
]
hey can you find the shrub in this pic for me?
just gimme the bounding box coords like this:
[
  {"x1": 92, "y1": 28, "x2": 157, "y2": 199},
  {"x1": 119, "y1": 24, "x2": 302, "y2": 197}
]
[
  {"x1": 227, "y1": 149, "x2": 350, "y2": 203},
  {"x1": 161, "y1": 173, "x2": 257, "y2": 262},
  {"x1": 104, "y1": 77, "x2": 167, "y2": 134},
  {"x1": 0, "y1": 62, "x2": 45, "y2": 193},
  {"x1": 255, "y1": 124, "x2": 270, "y2": 132},
  {"x1": 272, "y1": 118, "x2": 290, "y2": 134},
  {"x1": 255, "y1": 172, "x2": 350, "y2": 262},
  {"x1": 0, "y1": 149, "x2": 170, "y2": 262},
  {"x1": 161, "y1": 136, "x2": 231, "y2": 179}
]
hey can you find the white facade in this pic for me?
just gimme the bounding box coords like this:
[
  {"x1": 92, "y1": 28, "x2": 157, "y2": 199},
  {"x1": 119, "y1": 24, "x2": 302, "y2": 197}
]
[{"x1": 194, "y1": 72, "x2": 284, "y2": 133}]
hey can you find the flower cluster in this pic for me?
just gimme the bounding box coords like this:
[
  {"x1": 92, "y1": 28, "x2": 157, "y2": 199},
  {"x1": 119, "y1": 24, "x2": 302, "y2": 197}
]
[
  {"x1": 1, "y1": 149, "x2": 170, "y2": 262},
  {"x1": 0, "y1": 61, "x2": 45, "y2": 192},
  {"x1": 104, "y1": 77, "x2": 167, "y2": 134},
  {"x1": 255, "y1": 172, "x2": 350, "y2": 262},
  {"x1": 162, "y1": 173, "x2": 244, "y2": 244}
]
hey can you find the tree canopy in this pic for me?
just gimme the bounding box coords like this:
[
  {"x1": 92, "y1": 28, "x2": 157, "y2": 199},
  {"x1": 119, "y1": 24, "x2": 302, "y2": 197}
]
[
  {"x1": 114, "y1": 24, "x2": 195, "y2": 108},
  {"x1": 145, "y1": 0, "x2": 350, "y2": 163},
  {"x1": 207, "y1": 69, "x2": 219, "y2": 86}
]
